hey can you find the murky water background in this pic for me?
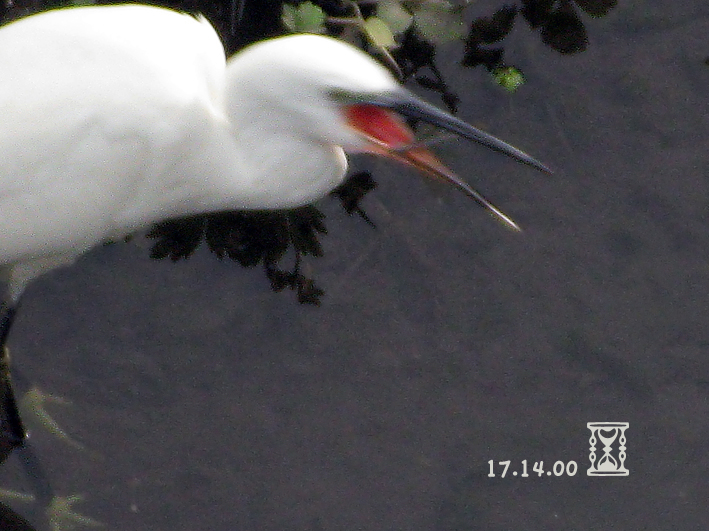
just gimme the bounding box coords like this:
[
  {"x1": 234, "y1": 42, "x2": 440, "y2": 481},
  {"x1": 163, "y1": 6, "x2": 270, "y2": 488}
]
[{"x1": 2, "y1": 0, "x2": 709, "y2": 529}]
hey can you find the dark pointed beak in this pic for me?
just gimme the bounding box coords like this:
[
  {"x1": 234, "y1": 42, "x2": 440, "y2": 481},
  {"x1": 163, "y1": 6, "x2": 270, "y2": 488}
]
[
  {"x1": 364, "y1": 90, "x2": 552, "y2": 174},
  {"x1": 341, "y1": 89, "x2": 550, "y2": 231}
]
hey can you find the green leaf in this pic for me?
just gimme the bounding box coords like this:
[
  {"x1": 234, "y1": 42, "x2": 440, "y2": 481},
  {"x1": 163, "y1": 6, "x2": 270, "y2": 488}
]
[
  {"x1": 492, "y1": 66, "x2": 525, "y2": 92},
  {"x1": 281, "y1": 2, "x2": 326, "y2": 33},
  {"x1": 364, "y1": 17, "x2": 396, "y2": 49},
  {"x1": 412, "y1": 0, "x2": 466, "y2": 44},
  {"x1": 377, "y1": 1, "x2": 414, "y2": 35}
]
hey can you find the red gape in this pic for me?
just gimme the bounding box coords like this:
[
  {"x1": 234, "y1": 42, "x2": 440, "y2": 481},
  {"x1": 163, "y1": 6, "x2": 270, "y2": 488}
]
[
  {"x1": 344, "y1": 104, "x2": 414, "y2": 148},
  {"x1": 344, "y1": 103, "x2": 455, "y2": 182}
]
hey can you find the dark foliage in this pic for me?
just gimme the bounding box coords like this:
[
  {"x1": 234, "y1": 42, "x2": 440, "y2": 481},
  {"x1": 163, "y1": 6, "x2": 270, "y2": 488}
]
[{"x1": 148, "y1": 172, "x2": 377, "y2": 305}]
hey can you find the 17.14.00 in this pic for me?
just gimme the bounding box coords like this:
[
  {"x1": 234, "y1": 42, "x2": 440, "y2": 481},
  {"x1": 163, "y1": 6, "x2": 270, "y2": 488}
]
[{"x1": 488, "y1": 460, "x2": 578, "y2": 478}]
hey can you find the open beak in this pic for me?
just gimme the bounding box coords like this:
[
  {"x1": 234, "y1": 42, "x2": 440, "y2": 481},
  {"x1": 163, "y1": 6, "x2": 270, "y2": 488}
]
[{"x1": 343, "y1": 89, "x2": 551, "y2": 231}]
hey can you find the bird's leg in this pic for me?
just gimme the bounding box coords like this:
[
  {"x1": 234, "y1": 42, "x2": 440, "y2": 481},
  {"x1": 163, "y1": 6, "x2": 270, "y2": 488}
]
[
  {"x1": 0, "y1": 301, "x2": 88, "y2": 529},
  {"x1": 0, "y1": 302, "x2": 26, "y2": 451},
  {"x1": 0, "y1": 301, "x2": 17, "y2": 347}
]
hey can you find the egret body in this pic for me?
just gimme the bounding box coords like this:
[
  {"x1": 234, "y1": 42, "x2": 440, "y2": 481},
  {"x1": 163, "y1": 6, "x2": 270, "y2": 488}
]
[
  {"x1": 0, "y1": 4, "x2": 548, "y2": 444},
  {"x1": 0, "y1": 3, "x2": 549, "y2": 301}
]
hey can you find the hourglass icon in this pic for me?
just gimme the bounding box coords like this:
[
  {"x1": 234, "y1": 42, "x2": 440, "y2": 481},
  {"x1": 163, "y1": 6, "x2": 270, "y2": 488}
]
[{"x1": 587, "y1": 422, "x2": 629, "y2": 476}]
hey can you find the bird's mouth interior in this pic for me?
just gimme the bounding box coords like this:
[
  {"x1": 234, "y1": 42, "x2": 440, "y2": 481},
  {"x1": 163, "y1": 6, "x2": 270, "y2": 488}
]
[
  {"x1": 344, "y1": 103, "x2": 521, "y2": 231},
  {"x1": 344, "y1": 104, "x2": 461, "y2": 184}
]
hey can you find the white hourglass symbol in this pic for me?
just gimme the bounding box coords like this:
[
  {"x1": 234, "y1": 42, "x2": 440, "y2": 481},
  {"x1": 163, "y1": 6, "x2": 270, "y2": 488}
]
[{"x1": 587, "y1": 422, "x2": 629, "y2": 476}]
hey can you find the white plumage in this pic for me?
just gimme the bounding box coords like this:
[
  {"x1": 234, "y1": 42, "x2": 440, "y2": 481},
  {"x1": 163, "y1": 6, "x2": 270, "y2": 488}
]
[{"x1": 0, "y1": 4, "x2": 547, "y2": 302}]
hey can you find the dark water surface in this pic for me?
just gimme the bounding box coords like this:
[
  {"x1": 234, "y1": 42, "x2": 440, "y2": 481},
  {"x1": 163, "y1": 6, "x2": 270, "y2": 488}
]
[{"x1": 3, "y1": 0, "x2": 709, "y2": 529}]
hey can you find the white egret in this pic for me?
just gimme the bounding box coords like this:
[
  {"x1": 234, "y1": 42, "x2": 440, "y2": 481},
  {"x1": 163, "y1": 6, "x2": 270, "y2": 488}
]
[{"x1": 0, "y1": 4, "x2": 549, "y2": 445}]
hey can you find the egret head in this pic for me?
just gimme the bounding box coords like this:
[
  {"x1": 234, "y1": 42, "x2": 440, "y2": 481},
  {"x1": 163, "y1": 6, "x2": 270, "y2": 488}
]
[
  {"x1": 225, "y1": 34, "x2": 401, "y2": 150},
  {"x1": 226, "y1": 34, "x2": 550, "y2": 229}
]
